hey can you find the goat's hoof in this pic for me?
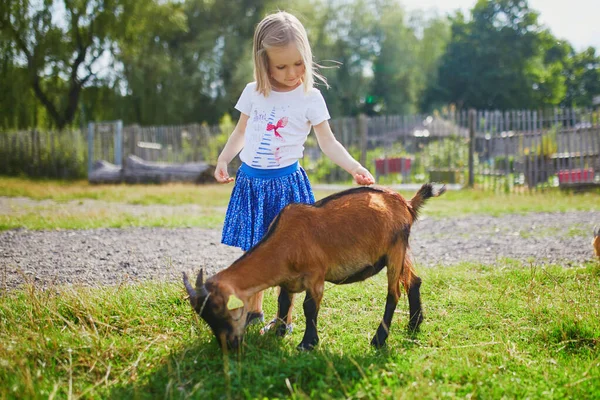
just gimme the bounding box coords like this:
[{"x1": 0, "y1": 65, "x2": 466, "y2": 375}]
[
  {"x1": 260, "y1": 319, "x2": 293, "y2": 336},
  {"x1": 297, "y1": 339, "x2": 318, "y2": 351},
  {"x1": 408, "y1": 315, "x2": 423, "y2": 332},
  {"x1": 245, "y1": 311, "x2": 264, "y2": 327},
  {"x1": 370, "y1": 336, "x2": 387, "y2": 349},
  {"x1": 276, "y1": 323, "x2": 293, "y2": 337},
  {"x1": 407, "y1": 323, "x2": 421, "y2": 333}
]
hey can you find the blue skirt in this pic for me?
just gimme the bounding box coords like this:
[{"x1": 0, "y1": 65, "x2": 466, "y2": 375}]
[{"x1": 221, "y1": 162, "x2": 315, "y2": 251}]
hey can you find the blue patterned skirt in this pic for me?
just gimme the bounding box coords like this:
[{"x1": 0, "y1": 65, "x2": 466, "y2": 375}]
[{"x1": 221, "y1": 161, "x2": 315, "y2": 251}]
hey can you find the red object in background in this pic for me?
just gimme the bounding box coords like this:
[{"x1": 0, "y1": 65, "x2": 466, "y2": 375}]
[
  {"x1": 375, "y1": 157, "x2": 412, "y2": 175},
  {"x1": 557, "y1": 168, "x2": 595, "y2": 183}
]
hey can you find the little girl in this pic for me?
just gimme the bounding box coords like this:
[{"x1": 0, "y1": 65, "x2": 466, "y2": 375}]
[{"x1": 214, "y1": 11, "x2": 375, "y2": 330}]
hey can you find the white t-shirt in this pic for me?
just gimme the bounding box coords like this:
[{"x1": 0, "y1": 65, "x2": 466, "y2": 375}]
[{"x1": 235, "y1": 82, "x2": 330, "y2": 169}]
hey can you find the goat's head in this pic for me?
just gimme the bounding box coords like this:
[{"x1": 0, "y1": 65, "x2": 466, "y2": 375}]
[{"x1": 182, "y1": 270, "x2": 247, "y2": 350}]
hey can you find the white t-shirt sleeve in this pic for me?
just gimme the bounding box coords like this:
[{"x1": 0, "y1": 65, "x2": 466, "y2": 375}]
[
  {"x1": 306, "y1": 89, "x2": 331, "y2": 126},
  {"x1": 234, "y1": 83, "x2": 254, "y2": 115}
]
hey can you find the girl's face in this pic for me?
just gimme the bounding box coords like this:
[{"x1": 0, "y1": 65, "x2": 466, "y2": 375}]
[{"x1": 266, "y1": 44, "x2": 305, "y2": 92}]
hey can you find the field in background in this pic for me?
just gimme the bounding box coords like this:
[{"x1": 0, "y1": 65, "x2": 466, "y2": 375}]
[
  {"x1": 1, "y1": 261, "x2": 598, "y2": 398},
  {"x1": 1, "y1": 177, "x2": 599, "y2": 231}
]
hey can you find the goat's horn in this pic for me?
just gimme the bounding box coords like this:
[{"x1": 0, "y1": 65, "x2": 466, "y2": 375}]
[
  {"x1": 196, "y1": 269, "x2": 204, "y2": 289},
  {"x1": 182, "y1": 272, "x2": 197, "y2": 307},
  {"x1": 195, "y1": 269, "x2": 209, "y2": 298}
]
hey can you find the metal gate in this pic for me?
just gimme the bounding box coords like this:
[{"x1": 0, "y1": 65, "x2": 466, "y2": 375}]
[{"x1": 87, "y1": 120, "x2": 123, "y2": 176}]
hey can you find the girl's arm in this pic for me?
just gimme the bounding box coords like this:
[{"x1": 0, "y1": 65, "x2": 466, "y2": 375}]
[
  {"x1": 214, "y1": 113, "x2": 250, "y2": 183},
  {"x1": 313, "y1": 120, "x2": 375, "y2": 185}
]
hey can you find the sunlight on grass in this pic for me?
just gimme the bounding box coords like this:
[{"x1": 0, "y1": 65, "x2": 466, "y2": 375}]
[
  {"x1": 1, "y1": 177, "x2": 599, "y2": 231},
  {"x1": 1, "y1": 261, "x2": 598, "y2": 398},
  {"x1": 0, "y1": 209, "x2": 224, "y2": 231},
  {"x1": 0, "y1": 177, "x2": 233, "y2": 207}
]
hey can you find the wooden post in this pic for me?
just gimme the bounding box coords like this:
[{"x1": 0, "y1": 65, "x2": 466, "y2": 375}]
[
  {"x1": 504, "y1": 111, "x2": 511, "y2": 186},
  {"x1": 358, "y1": 113, "x2": 368, "y2": 167},
  {"x1": 114, "y1": 120, "x2": 123, "y2": 167},
  {"x1": 468, "y1": 109, "x2": 476, "y2": 187},
  {"x1": 191, "y1": 124, "x2": 199, "y2": 162},
  {"x1": 128, "y1": 124, "x2": 137, "y2": 161},
  {"x1": 87, "y1": 122, "x2": 94, "y2": 177}
]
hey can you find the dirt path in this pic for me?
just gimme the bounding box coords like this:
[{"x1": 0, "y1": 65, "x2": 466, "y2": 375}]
[{"x1": 1, "y1": 197, "x2": 598, "y2": 290}]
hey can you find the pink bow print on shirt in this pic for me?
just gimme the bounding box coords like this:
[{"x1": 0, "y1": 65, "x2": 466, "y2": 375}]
[{"x1": 266, "y1": 117, "x2": 288, "y2": 140}]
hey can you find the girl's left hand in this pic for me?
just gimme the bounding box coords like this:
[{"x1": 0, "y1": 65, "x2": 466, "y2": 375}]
[{"x1": 352, "y1": 166, "x2": 375, "y2": 185}]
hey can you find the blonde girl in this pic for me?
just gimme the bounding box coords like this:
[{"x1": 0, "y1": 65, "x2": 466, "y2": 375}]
[{"x1": 215, "y1": 11, "x2": 375, "y2": 329}]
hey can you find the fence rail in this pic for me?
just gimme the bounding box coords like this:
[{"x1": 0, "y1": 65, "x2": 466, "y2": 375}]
[{"x1": 2, "y1": 108, "x2": 599, "y2": 191}]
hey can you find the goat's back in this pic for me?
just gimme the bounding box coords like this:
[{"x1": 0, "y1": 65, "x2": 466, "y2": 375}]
[{"x1": 263, "y1": 186, "x2": 415, "y2": 271}]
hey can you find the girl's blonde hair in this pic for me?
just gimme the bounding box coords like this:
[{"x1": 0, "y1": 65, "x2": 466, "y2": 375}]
[{"x1": 253, "y1": 11, "x2": 327, "y2": 96}]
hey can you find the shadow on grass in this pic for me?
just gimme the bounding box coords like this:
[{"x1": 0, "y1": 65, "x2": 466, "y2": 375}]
[{"x1": 107, "y1": 324, "x2": 423, "y2": 399}]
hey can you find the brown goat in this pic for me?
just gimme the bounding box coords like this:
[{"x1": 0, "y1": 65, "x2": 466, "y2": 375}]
[{"x1": 183, "y1": 183, "x2": 445, "y2": 351}]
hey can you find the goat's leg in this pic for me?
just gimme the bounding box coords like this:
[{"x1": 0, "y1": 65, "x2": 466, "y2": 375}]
[
  {"x1": 371, "y1": 248, "x2": 405, "y2": 348},
  {"x1": 401, "y1": 256, "x2": 423, "y2": 330},
  {"x1": 275, "y1": 287, "x2": 295, "y2": 337},
  {"x1": 407, "y1": 275, "x2": 423, "y2": 330},
  {"x1": 298, "y1": 283, "x2": 323, "y2": 351},
  {"x1": 371, "y1": 291, "x2": 400, "y2": 348}
]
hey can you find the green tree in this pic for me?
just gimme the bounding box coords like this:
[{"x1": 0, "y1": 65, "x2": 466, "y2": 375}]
[
  {"x1": 113, "y1": 0, "x2": 269, "y2": 125},
  {"x1": 369, "y1": 0, "x2": 420, "y2": 114},
  {"x1": 562, "y1": 47, "x2": 600, "y2": 107},
  {"x1": 0, "y1": 0, "x2": 136, "y2": 129},
  {"x1": 301, "y1": 0, "x2": 378, "y2": 116},
  {"x1": 0, "y1": 37, "x2": 47, "y2": 129},
  {"x1": 430, "y1": 0, "x2": 556, "y2": 109},
  {"x1": 411, "y1": 12, "x2": 451, "y2": 112},
  {"x1": 115, "y1": 0, "x2": 190, "y2": 125}
]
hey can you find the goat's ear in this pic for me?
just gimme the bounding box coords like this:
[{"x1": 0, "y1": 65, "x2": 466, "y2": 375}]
[{"x1": 227, "y1": 294, "x2": 244, "y2": 310}]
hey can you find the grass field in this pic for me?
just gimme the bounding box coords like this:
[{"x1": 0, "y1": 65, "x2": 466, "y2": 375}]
[
  {"x1": 1, "y1": 262, "x2": 599, "y2": 399},
  {"x1": 1, "y1": 177, "x2": 599, "y2": 231},
  {"x1": 1, "y1": 177, "x2": 599, "y2": 398}
]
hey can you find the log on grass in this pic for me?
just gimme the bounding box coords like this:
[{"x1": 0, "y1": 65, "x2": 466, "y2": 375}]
[
  {"x1": 88, "y1": 160, "x2": 123, "y2": 184},
  {"x1": 123, "y1": 155, "x2": 216, "y2": 184}
]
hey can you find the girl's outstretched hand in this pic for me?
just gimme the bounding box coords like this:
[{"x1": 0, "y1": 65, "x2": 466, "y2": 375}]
[
  {"x1": 352, "y1": 166, "x2": 375, "y2": 185},
  {"x1": 214, "y1": 161, "x2": 234, "y2": 184}
]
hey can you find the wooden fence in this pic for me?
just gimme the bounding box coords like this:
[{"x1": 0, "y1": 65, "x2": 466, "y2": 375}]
[
  {"x1": 0, "y1": 129, "x2": 87, "y2": 179},
  {"x1": 2, "y1": 108, "x2": 599, "y2": 191},
  {"x1": 470, "y1": 109, "x2": 600, "y2": 190}
]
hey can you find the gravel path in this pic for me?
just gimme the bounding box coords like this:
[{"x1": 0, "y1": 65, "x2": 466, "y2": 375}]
[{"x1": 1, "y1": 201, "x2": 598, "y2": 290}]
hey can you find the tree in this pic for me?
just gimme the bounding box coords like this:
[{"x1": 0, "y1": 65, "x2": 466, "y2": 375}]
[
  {"x1": 0, "y1": 32, "x2": 45, "y2": 129},
  {"x1": 370, "y1": 1, "x2": 419, "y2": 115},
  {"x1": 562, "y1": 47, "x2": 600, "y2": 107},
  {"x1": 302, "y1": 0, "x2": 378, "y2": 116},
  {"x1": 411, "y1": 12, "x2": 451, "y2": 112},
  {"x1": 0, "y1": 0, "x2": 136, "y2": 129},
  {"x1": 431, "y1": 0, "x2": 553, "y2": 110}
]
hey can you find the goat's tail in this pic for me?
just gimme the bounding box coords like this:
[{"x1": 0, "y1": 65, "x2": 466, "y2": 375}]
[{"x1": 409, "y1": 183, "x2": 446, "y2": 219}]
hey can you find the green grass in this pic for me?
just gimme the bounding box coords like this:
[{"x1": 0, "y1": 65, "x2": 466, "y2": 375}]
[
  {"x1": 1, "y1": 261, "x2": 599, "y2": 399},
  {"x1": 0, "y1": 209, "x2": 225, "y2": 231},
  {"x1": 0, "y1": 177, "x2": 233, "y2": 207},
  {"x1": 1, "y1": 177, "x2": 599, "y2": 231}
]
